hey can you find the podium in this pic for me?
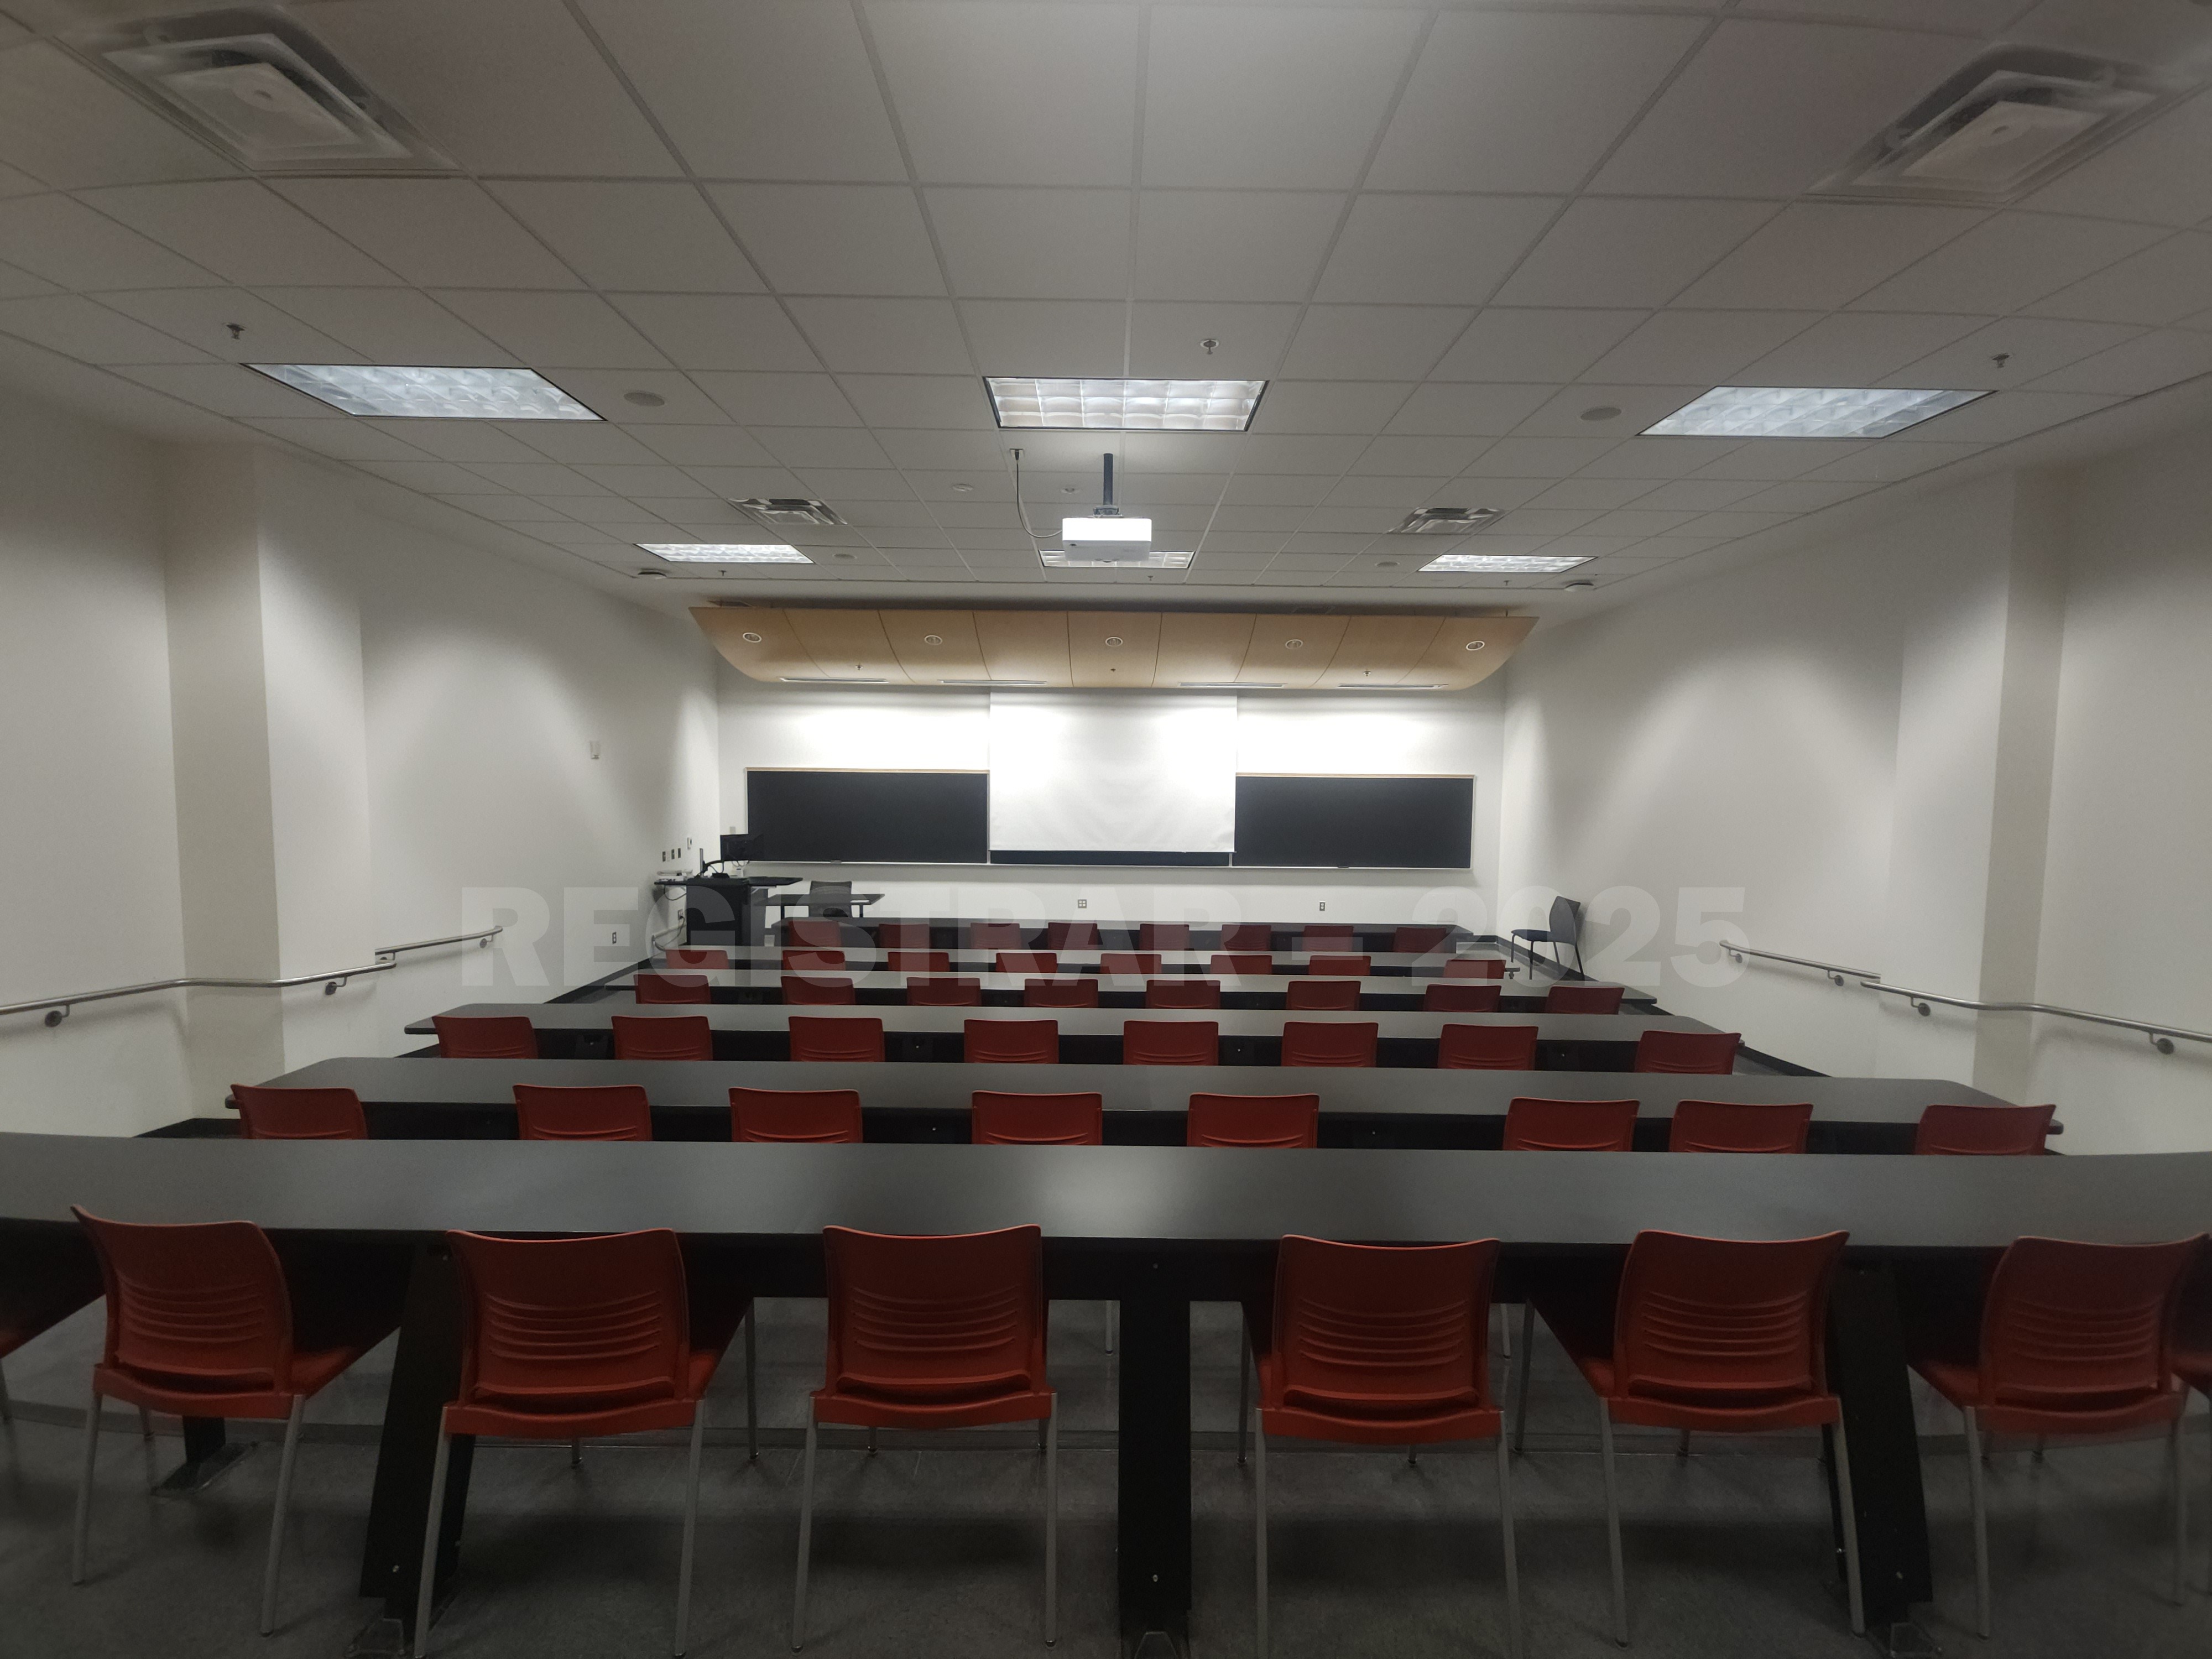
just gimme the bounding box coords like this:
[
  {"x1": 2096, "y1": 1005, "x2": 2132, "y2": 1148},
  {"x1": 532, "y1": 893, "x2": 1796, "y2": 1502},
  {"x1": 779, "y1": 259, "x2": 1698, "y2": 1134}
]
[{"x1": 664, "y1": 875, "x2": 797, "y2": 946}]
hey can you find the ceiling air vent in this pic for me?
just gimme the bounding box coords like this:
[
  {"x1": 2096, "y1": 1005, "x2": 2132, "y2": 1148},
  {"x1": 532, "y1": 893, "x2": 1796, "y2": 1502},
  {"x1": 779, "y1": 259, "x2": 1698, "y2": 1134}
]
[
  {"x1": 733, "y1": 498, "x2": 843, "y2": 529},
  {"x1": 95, "y1": 9, "x2": 445, "y2": 172},
  {"x1": 1815, "y1": 46, "x2": 2184, "y2": 207},
  {"x1": 1392, "y1": 508, "x2": 1500, "y2": 535}
]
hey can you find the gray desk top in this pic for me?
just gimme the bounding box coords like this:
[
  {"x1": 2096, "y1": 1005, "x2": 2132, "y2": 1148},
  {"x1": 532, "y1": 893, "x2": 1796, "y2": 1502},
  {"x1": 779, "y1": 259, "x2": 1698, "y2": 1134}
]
[
  {"x1": 695, "y1": 950, "x2": 1506, "y2": 971},
  {"x1": 629, "y1": 968, "x2": 1652, "y2": 1001}
]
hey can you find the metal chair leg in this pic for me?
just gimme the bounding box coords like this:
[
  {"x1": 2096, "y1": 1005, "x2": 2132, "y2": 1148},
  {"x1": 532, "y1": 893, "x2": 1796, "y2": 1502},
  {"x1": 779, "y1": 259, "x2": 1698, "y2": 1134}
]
[
  {"x1": 570, "y1": 1437, "x2": 583, "y2": 1469},
  {"x1": 413, "y1": 1432, "x2": 454, "y2": 1659},
  {"x1": 1496, "y1": 1432, "x2": 1523, "y2": 1659},
  {"x1": 1253, "y1": 1407, "x2": 1269, "y2": 1659},
  {"x1": 259, "y1": 1397, "x2": 305, "y2": 1635},
  {"x1": 1599, "y1": 1402, "x2": 1627, "y2": 1646},
  {"x1": 791, "y1": 1409, "x2": 818, "y2": 1652},
  {"x1": 745, "y1": 1312, "x2": 759, "y2": 1464},
  {"x1": 865, "y1": 1426, "x2": 876, "y2": 1457},
  {"x1": 0, "y1": 1360, "x2": 9, "y2": 1423},
  {"x1": 138, "y1": 1406, "x2": 153, "y2": 1442},
  {"x1": 2171, "y1": 1411, "x2": 2187, "y2": 1609},
  {"x1": 71, "y1": 1383, "x2": 102, "y2": 1585},
  {"x1": 1238, "y1": 1322, "x2": 1252, "y2": 1468},
  {"x1": 1106, "y1": 1302, "x2": 1117, "y2": 1354},
  {"x1": 1676, "y1": 1429, "x2": 1691, "y2": 1459},
  {"x1": 1044, "y1": 1397, "x2": 1059, "y2": 1646},
  {"x1": 1832, "y1": 1417, "x2": 1865, "y2": 1636},
  {"x1": 1964, "y1": 1406, "x2": 1991, "y2": 1640},
  {"x1": 1499, "y1": 1301, "x2": 1512, "y2": 1359},
  {"x1": 1511, "y1": 1302, "x2": 1535, "y2": 1455},
  {"x1": 676, "y1": 1405, "x2": 706, "y2": 1656}
]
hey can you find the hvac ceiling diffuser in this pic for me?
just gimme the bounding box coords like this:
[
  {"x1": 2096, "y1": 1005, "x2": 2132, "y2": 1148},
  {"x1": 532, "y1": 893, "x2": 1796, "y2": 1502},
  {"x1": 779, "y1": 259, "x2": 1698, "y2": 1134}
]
[{"x1": 1392, "y1": 508, "x2": 1501, "y2": 534}]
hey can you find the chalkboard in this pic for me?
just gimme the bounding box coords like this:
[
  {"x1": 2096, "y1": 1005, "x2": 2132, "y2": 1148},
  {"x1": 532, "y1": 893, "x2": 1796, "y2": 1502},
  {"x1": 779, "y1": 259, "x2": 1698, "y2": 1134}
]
[
  {"x1": 746, "y1": 770, "x2": 989, "y2": 863},
  {"x1": 1233, "y1": 775, "x2": 1473, "y2": 869}
]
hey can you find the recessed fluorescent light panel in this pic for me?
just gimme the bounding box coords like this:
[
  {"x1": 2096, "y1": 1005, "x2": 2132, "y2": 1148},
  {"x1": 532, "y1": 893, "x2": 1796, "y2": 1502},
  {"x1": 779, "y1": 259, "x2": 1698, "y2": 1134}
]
[
  {"x1": 1645, "y1": 386, "x2": 1984, "y2": 439},
  {"x1": 987, "y1": 378, "x2": 1265, "y2": 431},
  {"x1": 640, "y1": 544, "x2": 812, "y2": 564},
  {"x1": 1420, "y1": 554, "x2": 1591, "y2": 575},
  {"x1": 1040, "y1": 549, "x2": 1193, "y2": 569},
  {"x1": 251, "y1": 364, "x2": 597, "y2": 420}
]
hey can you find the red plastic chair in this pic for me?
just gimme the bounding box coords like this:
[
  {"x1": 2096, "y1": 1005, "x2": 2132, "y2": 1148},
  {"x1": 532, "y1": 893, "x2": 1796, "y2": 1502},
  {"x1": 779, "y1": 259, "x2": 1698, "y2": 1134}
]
[
  {"x1": 906, "y1": 977, "x2": 983, "y2": 1006},
  {"x1": 731, "y1": 1087, "x2": 862, "y2": 1143},
  {"x1": 1669, "y1": 1099, "x2": 1813, "y2": 1153},
  {"x1": 231, "y1": 1084, "x2": 366, "y2": 1140},
  {"x1": 1188, "y1": 1093, "x2": 1319, "y2": 1148},
  {"x1": 1914, "y1": 1103, "x2": 2056, "y2": 1155},
  {"x1": 665, "y1": 947, "x2": 731, "y2": 971},
  {"x1": 968, "y1": 922, "x2": 1025, "y2": 949},
  {"x1": 1100, "y1": 952, "x2": 1161, "y2": 976},
  {"x1": 1248, "y1": 1236, "x2": 1519, "y2": 1657},
  {"x1": 612, "y1": 1014, "x2": 713, "y2": 1062},
  {"x1": 1212, "y1": 952, "x2": 1272, "y2": 976},
  {"x1": 1438, "y1": 1025, "x2": 1540, "y2": 1070},
  {"x1": 1546, "y1": 984, "x2": 1624, "y2": 1013},
  {"x1": 1286, "y1": 978, "x2": 1360, "y2": 1011},
  {"x1": 1281, "y1": 1021, "x2": 1378, "y2": 1068},
  {"x1": 1635, "y1": 1030, "x2": 1739, "y2": 1074},
  {"x1": 887, "y1": 950, "x2": 950, "y2": 973},
  {"x1": 1023, "y1": 978, "x2": 1098, "y2": 1009},
  {"x1": 875, "y1": 922, "x2": 931, "y2": 949},
  {"x1": 1221, "y1": 923, "x2": 1272, "y2": 950},
  {"x1": 972, "y1": 1091, "x2": 1104, "y2": 1145},
  {"x1": 1123, "y1": 1019, "x2": 1219, "y2": 1066},
  {"x1": 514, "y1": 1083, "x2": 651, "y2": 1141},
  {"x1": 1525, "y1": 1230, "x2": 1860, "y2": 1643},
  {"x1": 1391, "y1": 926, "x2": 1453, "y2": 954},
  {"x1": 1425, "y1": 982, "x2": 1503, "y2": 1013},
  {"x1": 782, "y1": 948, "x2": 846, "y2": 972},
  {"x1": 789, "y1": 1015, "x2": 884, "y2": 1063},
  {"x1": 965, "y1": 1018, "x2": 1060, "y2": 1064},
  {"x1": 1306, "y1": 954, "x2": 1369, "y2": 978},
  {"x1": 1042, "y1": 920, "x2": 1098, "y2": 950},
  {"x1": 1139, "y1": 923, "x2": 1191, "y2": 950},
  {"x1": 1444, "y1": 958, "x2": 1507, "y2": 980},
  {"x1": 787, "y1": 917, "x2": 844, "y2": 948},
  {"x1": 782, "y1": 974, "x2": 857, "y2": 1006},
  {"x1": 1146, "y1": 978, "x2": 1222, "y2": 1009},
  {"x1": 1303, "y1": 928, "x2": 1355, "y2": 953},
  {"x1": 638, "y1": 972, "x2": 713, "y2": 1004},
  {"x1": 417, "y1": 1229, "x2": 742, "y2": 1657},
  {"x1": 1503, "y1": 1097, "x2": 1639, "y2": 1152},
  {"x1": 1908, "y1": 1235, "x2": 2201, "y2": 1635},
  {"x1": 432, "y1": 1014, "x2": 536, "y2": 1060},
  {"x1": 998, "y1": 950, "x2": 1058, "y2": 975},
  {"x1": 795, "y1": 1227, "x2": 1057, "y2": 1646},
  {"x1": 70, "y1": 1210, "x2": 401, "y2": 1634}
]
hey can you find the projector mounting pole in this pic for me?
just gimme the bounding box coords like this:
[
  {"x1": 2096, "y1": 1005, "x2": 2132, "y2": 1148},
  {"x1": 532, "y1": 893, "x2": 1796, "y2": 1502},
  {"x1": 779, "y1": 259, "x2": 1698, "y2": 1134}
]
[{"x1": 1100, "y1": 451, "x2": 1115, "y2": 513}]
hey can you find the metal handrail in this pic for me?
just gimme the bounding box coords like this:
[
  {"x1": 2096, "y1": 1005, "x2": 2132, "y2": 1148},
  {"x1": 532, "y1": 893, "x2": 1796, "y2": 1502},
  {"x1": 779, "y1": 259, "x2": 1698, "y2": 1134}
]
[
  {"x1": 1860, "y1": 981, "x2": 2212, "y2": 1056},
  {"x1": 1723, "y1": 944, "x2": 1880, "y2": 986},
  {"x1": 2, "y1": 926, "x2": 502, "y2": 1029}
]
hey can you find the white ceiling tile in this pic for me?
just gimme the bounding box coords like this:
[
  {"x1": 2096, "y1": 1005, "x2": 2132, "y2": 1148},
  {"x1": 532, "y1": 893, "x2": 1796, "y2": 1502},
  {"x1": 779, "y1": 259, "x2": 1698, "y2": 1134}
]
[
  {"x1": 1630, "y1": 477, "x2": 1767, "y2": 511},
  {"x1": 517, "y1": 520, "x2": 620, "y2": 545},
  {"x1": 795, "y1": 467, "x2": 917, "y2": 500},
  {"x1": 1577, "y1": 508, "x2": 1708, "y2": 536},
  {"x1": 659, "y1": 434, "x2": 795, "y2": 472},
  {"x1": 0, "y1": 195, "x2": 217, "y2": 290},
  {"x1": 1853, "y1": 212, "x2": 2167, "y2": 315},
  {"x1": 1368, "y1": 10, "x2": 1702, "y2": 193},
  {"x1": 1582, "y1": 311, "x2": 1823, "y2": 384},
  {"x1": 358, "y1": 460, "x2": 507, "y2": 493},
  {"x1": 0, "y1": 294, "x2": 209, "y2": 363},
  {"x1": 1208, "y1": 503, "x2": 1308, "y2": 531},
  {"x1": 1735, "y1": 312, "x2": 1992, "y2": 383},
  {"x1": 1113, "y1": 473, "x2": 1230, "y2": 506},
  {"x1": 1593, "y1": 20, "x2": 1979, "y2": 199},
  {"x1": 838, "y1": 374, "x2": 995, "y2": 429},
  {"x1": 1280, "y1": 306, "x2": 1473, "y2": 380},
  {"x1": 441, "y1": 494, "x2": 575, "y2": 523},
  {"x1": 1676, "y1": 204, "x2": 1987, "y2": 315},
  {"x1": 96, "y1": 289, "x2": 359, "y2": 362},
  {"x1": 961, "y1": 299, "x2": 1126, "y2": 375},
  {"x1": 489, "y1": 183, "x2": 761, "y2": 294},
  {"x1": 787, "y1": 297, "x2": 973, "y2": 374},
  {"x1": 1118, "y1": 432, "x2": 1244, "y2": 473},
  {"x1": 1886, "y1": 317, "x2": 2142, "y2": 389},
  {"x1": 1351, "y1": 435, "x2": 1487, "y2": 476},
  {"x1": 1725, "y1": 481, "x2": 1871, "y2": 514},
  {"x1": 1690, "y1": 439, "x2": 1877, "y2": 480},
  {"x1": 692, "y1": 371, "x2": 860, "y2": 426},
  {"x1": 1429, "y1": 309, "x2": 1645, "y2": 383},
  {"x1": 2026, "y1": 330, "x2": 2212, "y2": 396},
  {"x1": 1220, "y1": 474, "x2": 1327, "y2": 507},
  {"x1": 297, "y1": 0, "x2": 677, "y2": 175},
  {"x1": 1751, "y1": 0, "x2": 2028, "y2": 27},
  {"x1": 1463, "y1": 437, "x2": 1619, "y2": 478},
  {"x1": 752, "y1": 427, "x2": 896, "y2": 470},
  {"x1": 612, "y1": 294, "x2": 820, "y2": 372},
  {"x1": 1487, "y1": 507, "x2": 1602, "y2": 536},
  {"x1": 2023, "y1": 90, "x2": 2212, "y2": 229},
  {"x1": 1248, "y1": 380, "x2": 1410, "y2": 435},
  {"x1": 433, "y1": 291, "x2": 669, "y2": 370},
  {"x1": 1528, "y1": 478, "x2": 1656, "y2": 510},
  {"x1": 708, "y1": 184, "x2": 943, "y2": 297},
  {"x1": 909, "y1": 468, "x2": 1018, "y2": 502},
  {"x1": 1128, "y1": 301, "x2": 1299, "y2": 378},
  {"x1": 1299, "y1": 508, "x2": 1395, "y2": 533},
  {"x1": 1426, "y1": 476, "x2": 1552, "y2": 510},
  {"x1": 1515, "y1": 384, "x2": 1708, "y2": 437},
  {"x1": 1315, "y1": 195, "x2": 1561, "y2": 306},
  {"x1": 572, "y1": 464, "x2": 716, "y2": 497},
  {"x1": 81, "y1": 181, "x2": 399, "y2": 286},
  {"x1": 360, "y1": 420, "x2": 544, "y2": 464},
  {"x1": 1574, "y1": 436, "x2": 1743, "y2": 478},
  {"x1": 0, "y1": 44, "x2": 228, "y2": 189},
  {"x1": 254, "y1": 288, "x2": 517, "y2": 366},
  {"x1": 873, "y1": 429, "x2": 1009, "y2": 471},
  {"x1": 1133, "y1": 191, "x2": 1343, "y2": 302},
  {"x1": 581, "y1": 0, "x2": 905, "y2": 180},
  {"x1": 242, "y1": 418, "x2": 430, "y2": 462},
  {"x1": 1323, "y1": 475, "x2": 1449, "y2": 509},
  {"x1": 928, "y1": 189, "x2": 1132, "y2": 300},
  {"x1": 1802, "y1": 441, "x2": 1983, "y2": 482},
  {"x1": 633, "y1": 495, "x2": 745, "y2": 521},
  {"x1": 274, "y1": 181, "x2": 580, "y2": 289},
  {"x1": 0, "y1": 259, "x2": 51, "y2": 303},
  {"x1": 1890, "y1": 389, "x2": 2117, "y2": 444},
  {"x1": 841, "y1": 500, "x2": 943, "y2": 529},
  {"x1": 495, "y1": 422, "x2": 666, "y2": 465},
  {"x1": 1676, "y1": 510, "x2": 1796, "y2": 538},
  {"x1": 539, "y1": 369, "x2": 728, "y2": 424},
  {"x1": 868, "y1": 1, "x2": 1139, "y2": 186},
  {"x1": 114, "y1": 363, "x2": 337, "y2": 417},
  {"x1": 467, "y1": 462, "x2": 607, "y2": 495},
  {"x1": 1494, "y1": 199, "x2": 1778, "y2": 309},
  {"x1": 2024, "y1": 233, "x2": 2212, "y2": 325},
  {"x1": 1142, "y1": 7, "x2": 1425, "y2": 189},
  {"x1": 0, "y1": 158, "x2": 39, "y2": 197}
]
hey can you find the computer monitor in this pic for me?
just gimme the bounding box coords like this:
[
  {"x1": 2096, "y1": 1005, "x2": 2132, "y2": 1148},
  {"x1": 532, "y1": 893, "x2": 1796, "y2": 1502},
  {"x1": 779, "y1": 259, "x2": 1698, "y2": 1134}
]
[{"x1": 720, "y1": 832, "x2": 757, "y2": 863}]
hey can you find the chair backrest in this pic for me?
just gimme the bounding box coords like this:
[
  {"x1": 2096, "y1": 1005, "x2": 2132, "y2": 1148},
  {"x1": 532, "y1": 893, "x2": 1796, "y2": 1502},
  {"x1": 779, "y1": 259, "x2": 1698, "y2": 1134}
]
[
  {"x1": 611, "y1": 1013, "x2": 713, "y2": 1062},
  {"x1": 75, "y1": 1209, "x2": 295, "y2": 1392},
  {"x1": 1211, "y1": 952, "x2": 1272, "y2": 976},
  {"x1": 906, "y1": 976, "x2": 983, "y2": 1006},
  {"x1": 1612, "y1": 1230, "x2": 1846, "y2": 1408},
  {"x1": 969, "y1": 922, "x2": 1026, "y2": 949},
  {"x1": 1437, "y1": 1024, "x2": 1540, "y2": 1070},
  {"x1": 783, "y1": 948, "x2": 847, "y2": 971},
  {"x1": 731, "y1": 1087, "x2": 863, "y2": 1143},
  {"x1": 1270, "y1": 1235, "x2": 1497, "y2": 1418},
  {"x1": 1042, "y1": 921, "x2": 1098, "y2": 949},
  {"x1": 1547, "y1": 895, "x2": 1583, "y2": 950},
  {"x1": 665, "y1": 947, "x2": 731, "y2": 971},
  {"x1": 231, "y1": 1084, "x2": 366, "y2": 1140},
  {"x1": 1443, "y1": 957, "x2": 1507, "y2": 980},
  {"x1": 1668, "y1": 1099, "x2": 1814, "y2": 1154},
  {"x1": 783, "y1": 974, "x2": 857, "y2": 1005},
  {"x1": 1303, "y1": 927, "x2": 1356, "y2": 952},
  {"x1": 1547, "y1": 983, "x2": 1624, "y2": 1013},
  {"x1": 636, "y1": 972, "x2": 712, "y2": 1005},
  {"x1": 997, "y1": 950, "x2": 1058, "y2": 975},
  {"x1": 888, "y1": 950, "x2": 950, "y2": 973},
  {"x1": 971, "y1": 1091, "x2": 1104, "y2": 1145},
  {"x1": 433, "y1": 1014, "x2": 537, "y2": 1060},
  {"x1": 789, "y1": 1015, "x2": 885, "y2": 1062},
  {"x1": 448, "y1": 1229, "x2": 690, "y2": 1415},
  {"x1": 514, "y1": 1083, "x2": 653, "y2": 1141},
  {"x1": 808, "y1": 880, "x2": 853, "y2": 900},
  {"x1": 822, "y1": 1225, "x2": 1047, "y2": 1401},
  {"x1": 1286, "y1": 977, "x2": 1360, "y2": 1010},
  {"x1": 1915, "y1": 1102, "x2": 2057, "y2": 1156},
  {"x1": 1635, "y1": 1030, "x2": 1740, "y2": 1074},
  {"x1": 1391, "y1": 926, "x2": 1453, "y2": 955},
  {"x1": 1022, "y1": 978, "x2": 1099, "y2": 1009},
  {"x1": 1306, "y1": 954, "x2": 1370, "y2": 978},
  {"x1": 964, "y1": 1018, "x2": 1060, "y2": 1064},
  {"x1": 1424, "y1": 981, "x2": 1503, "y2": 1013},
  {"x1": 1138, "y1": 923, "x2": 1191, "y2": 951},
  {"x1": 1188, "y1": 1093, "x2": 1320, "y2": 1148},
  {"x1": 1146, "y1": 978, "x2": 1222, "y2": 1009},
  {"x1": 1281, "y1": 1020, "x2": 1378, "y2": 1068},
  {"x1": 1975, "y1": 1236, "x2": 2201, "y2": 1412},
  {"x1": 1503, "y1": 1096, "x2": 1639, "y2": 1152},
  {"x1": 1123, "y1": 1019, "x2": 1219, "y2": 1066},
  {"x1": 787, "y1": 917, "x2": 844, "y2": 947},
  {"x1": 876, "y1": 922, "x2": 931, "y2": 949},
  {"x1": 1100, "y1": 952, "x2": 1161, "y2": 976},
  {"x1": 1220, "y1": 923, "x2": 1272, "y2": 950}
]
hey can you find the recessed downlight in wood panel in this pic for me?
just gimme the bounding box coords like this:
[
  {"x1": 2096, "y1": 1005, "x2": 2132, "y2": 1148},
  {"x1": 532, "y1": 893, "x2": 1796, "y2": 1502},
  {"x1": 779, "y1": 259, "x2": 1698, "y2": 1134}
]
[
  {"x1": 693, "y1": 606, "x2": 821, "y2": 681},
  {"x1": 1414, "y1": 615, "x2": 1536, "y2": 688},
  {"x1": 882, "y1": 610, "x2": 988, "y2": 682},
  {"x1": 1070, "y1": 612, "x2": 1162, "y2": 687},
  {"x1": 1238, "y1": 614, "x2": 1352, "y2": 687}
]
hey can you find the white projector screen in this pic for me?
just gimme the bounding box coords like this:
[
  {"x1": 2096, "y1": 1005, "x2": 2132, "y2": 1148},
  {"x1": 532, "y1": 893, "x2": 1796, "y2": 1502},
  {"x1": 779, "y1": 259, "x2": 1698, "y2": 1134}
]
[{"x1": 988, "y1": 692, "x2": 1236, "y2": 862}]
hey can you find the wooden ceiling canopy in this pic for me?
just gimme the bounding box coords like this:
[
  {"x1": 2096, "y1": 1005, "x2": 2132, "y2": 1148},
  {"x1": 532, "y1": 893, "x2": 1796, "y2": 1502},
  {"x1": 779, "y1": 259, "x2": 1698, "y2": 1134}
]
[{"x1": 695, "y1": 607, "x2": 1533, "y2": 691}]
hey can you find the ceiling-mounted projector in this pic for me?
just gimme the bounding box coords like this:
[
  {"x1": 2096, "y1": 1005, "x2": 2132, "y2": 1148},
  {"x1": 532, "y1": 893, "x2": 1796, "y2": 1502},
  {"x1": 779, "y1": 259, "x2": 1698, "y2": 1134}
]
[{"x1": 1057, "y1": 453, "x2": 1152, "y2": 561}]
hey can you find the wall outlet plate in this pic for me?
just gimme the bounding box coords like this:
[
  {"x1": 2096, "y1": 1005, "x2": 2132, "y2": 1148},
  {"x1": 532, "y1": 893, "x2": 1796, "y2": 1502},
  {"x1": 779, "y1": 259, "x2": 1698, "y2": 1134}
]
[{"x1": 1077, "y1": 898, "x2": 1088, "y2": 908}]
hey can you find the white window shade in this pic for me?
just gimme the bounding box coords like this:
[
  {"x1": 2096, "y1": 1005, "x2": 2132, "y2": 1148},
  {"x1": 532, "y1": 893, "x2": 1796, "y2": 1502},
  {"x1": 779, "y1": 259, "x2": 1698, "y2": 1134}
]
[{"x1": 988, "y1": 693, "x2": 1236, "y2": 856}]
